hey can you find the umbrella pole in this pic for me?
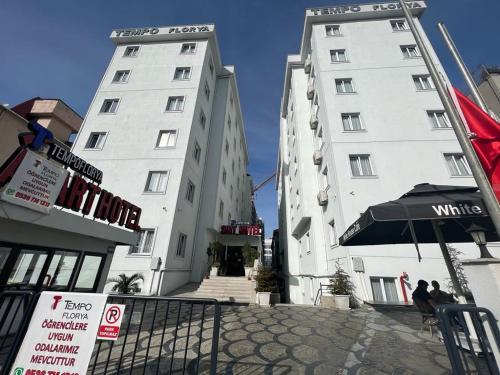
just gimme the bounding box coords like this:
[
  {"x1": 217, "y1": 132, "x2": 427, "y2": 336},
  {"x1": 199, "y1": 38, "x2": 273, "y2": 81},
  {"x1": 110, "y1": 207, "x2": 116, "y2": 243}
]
[{"x1": 431, "y1": 220, "x2": 467, "y2": 304}]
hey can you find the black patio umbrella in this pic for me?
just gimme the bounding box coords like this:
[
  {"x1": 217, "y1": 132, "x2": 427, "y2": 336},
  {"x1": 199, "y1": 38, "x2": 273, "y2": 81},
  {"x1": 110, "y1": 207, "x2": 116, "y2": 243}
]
[{"x1": 339, "y1": 183, "x2": 499, "y2": 300}]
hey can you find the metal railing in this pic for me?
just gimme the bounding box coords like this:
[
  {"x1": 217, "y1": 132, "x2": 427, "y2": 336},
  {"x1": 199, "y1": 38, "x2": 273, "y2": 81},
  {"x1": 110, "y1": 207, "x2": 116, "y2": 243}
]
[
  {"x1": 436, "y1": 304, "x2": 500, "y2": 375},
  {"x1": 313, "y1": 283, "x2": 330, "y2": 306}
]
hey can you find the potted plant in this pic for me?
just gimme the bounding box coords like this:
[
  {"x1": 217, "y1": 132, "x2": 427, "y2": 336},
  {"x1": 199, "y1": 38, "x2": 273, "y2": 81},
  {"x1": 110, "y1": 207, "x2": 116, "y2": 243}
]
[
  {"x1": 107, "y1": 273, "x2": 144, "y2": 294},
  {"x1": 209, "y1": 241, "x2": 224, "y2": 276},
  {"x1": 242, "y1": 242, "x2": 259, "y2": 279},
  {"x1": 328, "y1": 260, "x2": 354, "y2": 310},
  {"x1": 255, "y1": 266, "x2": 276, "y2": 306}
]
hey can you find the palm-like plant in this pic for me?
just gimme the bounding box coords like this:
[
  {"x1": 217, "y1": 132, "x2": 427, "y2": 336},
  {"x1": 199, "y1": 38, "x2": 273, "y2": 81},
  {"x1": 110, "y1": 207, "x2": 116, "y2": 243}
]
[{"x1": 107, "y1": 273, "x2": 144, "y2": 294}]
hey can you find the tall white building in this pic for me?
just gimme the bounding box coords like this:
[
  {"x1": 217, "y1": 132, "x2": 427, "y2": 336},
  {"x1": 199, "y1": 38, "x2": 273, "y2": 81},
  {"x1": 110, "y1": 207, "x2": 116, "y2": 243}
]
[
  {"x1": 277, "y1": 1, "x2": 483, "y2": 305},
  {"x1": 73, "y1": 25, "x2": 254, "y2": 295}
]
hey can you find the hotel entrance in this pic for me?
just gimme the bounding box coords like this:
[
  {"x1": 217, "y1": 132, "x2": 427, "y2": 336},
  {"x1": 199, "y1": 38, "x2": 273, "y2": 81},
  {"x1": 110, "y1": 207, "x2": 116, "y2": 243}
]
[{"x1": 223, "y1": 246, "x2": 245, "y2": 276}]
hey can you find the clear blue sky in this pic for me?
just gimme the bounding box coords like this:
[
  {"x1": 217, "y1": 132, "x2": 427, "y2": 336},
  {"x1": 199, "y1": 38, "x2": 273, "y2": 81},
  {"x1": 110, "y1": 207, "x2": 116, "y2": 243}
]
[{"x1": 1, "y1": 1, "x2": 499, "y2": 234}]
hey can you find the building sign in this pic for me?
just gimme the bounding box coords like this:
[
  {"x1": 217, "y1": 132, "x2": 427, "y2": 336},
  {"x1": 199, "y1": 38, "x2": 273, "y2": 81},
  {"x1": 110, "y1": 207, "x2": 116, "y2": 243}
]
[
  {"x1": 0, "y1": 150, "x2": 68, "y2": 214},
  {"x1": 0, "y1": 122, "x2": 142, "y2": 231},
  {"x1": 309, "y1": 1, "x2": 422, "y2": 15},
  {"x1": 10, "y1": 292, "x2": 107, "y2": 375},
  {"x1": 97, "y1": 304, "x2": 125, "y2": 341},
  {"x1": 167, "y1": 26, "x2": 210, "y2": 34},
  {"x1": 221, "y1": 224, "x2": 262, "y2": 236},
  {"x1": 115, "y1": 28, "x2": 159, "y2": 37},
  {"x1": 114, "y1": 25, "x2": 211, "y2": 38}
]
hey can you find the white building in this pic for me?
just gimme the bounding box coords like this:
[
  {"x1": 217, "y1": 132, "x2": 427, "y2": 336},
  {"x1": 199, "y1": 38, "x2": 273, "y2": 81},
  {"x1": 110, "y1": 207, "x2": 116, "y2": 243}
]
[
  {"x1": 277, "y1": 1, "x2": 488, "y2": 305},
  {"x1": 72, "y1": 25, "x2": 255, "y2": 295}
]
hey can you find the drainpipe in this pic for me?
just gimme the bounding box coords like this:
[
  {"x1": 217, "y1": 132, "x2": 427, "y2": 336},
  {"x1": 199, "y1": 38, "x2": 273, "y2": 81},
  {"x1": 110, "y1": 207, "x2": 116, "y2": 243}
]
[{"x1": 400, "y1": 272, "x2": 409, "y2": 304}]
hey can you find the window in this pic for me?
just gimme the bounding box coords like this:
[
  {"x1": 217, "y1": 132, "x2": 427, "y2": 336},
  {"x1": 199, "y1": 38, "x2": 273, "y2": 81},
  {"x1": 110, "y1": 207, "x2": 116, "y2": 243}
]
[
  {"x1": 112, "y1": 70, "x2": 130, "y2": 83},
  {"x1": 199, "y1": 110, "x2": 206, "y2": 129},
  {"x1": 100, "y1": 99, "x2": 119, "y2": 114},
  {"x1": 335, "y1": 79, "x2": 354, "y2": 93},
  {"x1": 401, "y1": 45, "x2": 420, "y2": 58},
  {"x1": 413, "y1": 75, "x2": 434, "y2": 90},
  {"x1": 230, "y1": 185, "x2": 234, "y2": 199},
  {"x1": 222, "y1": 168, "x2": 227, "y2": 184},
  {"x1": 129, "y1": 229, "x2": 155, "y2": 254},
  {"x1": 219, "y1": 200, "x2": 224, "y2": 219},
  {"x1": 305, "y1": 233, "x2": 311, "y2": 254},
  {"x1": 124, "y1": 46, "x2": 139, "y2": 57},
  {"x1": 225, "y1": 140, "x2": 229, "y2": 155},
  {"x1": 342, "y1": 113, "x2": 363, "y2": 131},
  {"x1": 330, "y1": 49, "x2": 347, "y2": 63},
  {"x1": 144, "y1": 171, "x2": 168, "y2": 193},
  {"x1": 186, "y1": 180, "x2": 195, "y2": 203},
  {"x1": 166, "y1": 96, "x2": 185, "y2": 111},
  {"x1": 181, "y1": 43, "x2": 196, "y2": 54},
  {"x1": 328, "y1": 220, "x2": 338, "y2": 246},
  {"x1": 176, "y1": 233, "x2": 187, "y2": 257},
  {"x1": 321, "y1": 167, "x2": 329, "y2": 190},
  {"x1": 230, "y1": 94, "x2": 234, "y2": 108},
  {"x1": 228, "y1": 213, "x2": 231, "y2": 224},
  {"x1": 227, "y1": 115, "x2": 232, "y2": 129},
  {"x1": 204, "y1": 81, "x2": 210, "y2": 100},
  {"x1": 428, "y1": 110, "x2": 451, "y2": 129},
  {"x1": 156, "y1": 130, "x2": 177, "y2": 148},
  {"x1": 391, "y1": 20, "x2": 408, "y2": 31},
  {"x1": 174, "y1": 67, "x2": 191, "y2": 80},
  {"x1": 209, "y1": 58, "x2": 214, "y2": 76},
  {"x1": 231, "y1": 160, "x2": 235, "y2": 174},
  {"x1": 349, "y1": 155, "x2": 375, "y2": 177},
  {"x1": 85, "y1": 132, "x2": 106, "y2": 149},
  {"x1": 233, "y1": 138, "x2": 236, "y2": 151},
  {"x1": 193, "y1": 141, "x2": 201, "y2": 163},
  {"x1": 296, "y1": 189, "x2": 300, "y2": 207},
  {"x1": 325, "y1": 25, "x2": 341, "y2": 36},
  {"x1": 445, "y1": 153, "x2": 472, "y2": 176}
]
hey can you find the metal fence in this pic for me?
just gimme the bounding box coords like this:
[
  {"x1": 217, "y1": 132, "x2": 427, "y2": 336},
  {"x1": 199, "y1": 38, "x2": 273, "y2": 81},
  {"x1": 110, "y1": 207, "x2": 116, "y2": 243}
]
[
  {"x1": 437, "y1": 304, "x2": 500, "y2": 375},
  {"x1": 0, "y1": 292, "x2": 221, "y2": 375}
]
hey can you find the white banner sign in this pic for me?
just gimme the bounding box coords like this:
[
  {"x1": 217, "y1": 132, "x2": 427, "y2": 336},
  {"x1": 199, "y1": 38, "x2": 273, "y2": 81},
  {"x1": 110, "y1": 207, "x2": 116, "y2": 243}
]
[
  {"x1": 0, "y1": 150, "x2": 68, "y2": 214},
  {"x1": 10, "y1": 292, "x2": 108, "y2": 375}
]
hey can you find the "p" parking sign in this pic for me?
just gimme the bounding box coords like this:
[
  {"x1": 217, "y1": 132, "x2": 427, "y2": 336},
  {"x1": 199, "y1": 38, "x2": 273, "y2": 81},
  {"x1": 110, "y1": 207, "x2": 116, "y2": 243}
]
[{"x1": 97, "y1": 304, "x2": 126, "y2": 341}]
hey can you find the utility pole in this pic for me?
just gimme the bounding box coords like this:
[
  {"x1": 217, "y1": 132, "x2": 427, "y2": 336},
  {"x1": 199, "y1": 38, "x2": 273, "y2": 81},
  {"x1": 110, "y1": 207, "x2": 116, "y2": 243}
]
[{"x1": 398, "y1": 0, "x2": 500, "y2": 236}]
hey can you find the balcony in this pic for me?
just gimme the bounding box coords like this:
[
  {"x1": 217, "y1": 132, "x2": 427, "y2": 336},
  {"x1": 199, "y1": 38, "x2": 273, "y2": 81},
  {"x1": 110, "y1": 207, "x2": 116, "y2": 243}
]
[
  {"x1": 317, "y1": 190, "x2": 328, "y2": 206},
  {"x1": 304, "y1": 58, "x2": 311, "y2": 73},
  {"x1": 310, "y1": 113, "x2": 318, "y2": 129},
  {"x1": 313, "y1": 150, "x2": 322, "y2": 165}
]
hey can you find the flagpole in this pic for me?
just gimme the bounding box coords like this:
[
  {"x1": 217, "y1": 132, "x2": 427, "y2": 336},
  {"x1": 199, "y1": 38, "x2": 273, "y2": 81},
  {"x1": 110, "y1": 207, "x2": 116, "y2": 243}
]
[
  {"x1": 398, "y1": 0, "x2": 500, "y2": 237},
  {"x1": 437, "y1": 22, "x2": 489, "y2": 114}
]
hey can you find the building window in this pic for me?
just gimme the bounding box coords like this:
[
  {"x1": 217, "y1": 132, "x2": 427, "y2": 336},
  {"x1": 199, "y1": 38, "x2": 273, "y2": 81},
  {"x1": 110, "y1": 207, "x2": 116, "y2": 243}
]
[
  {"x1": 225, "y1": 140, "x2": 229, "y2": 156},
  {"x1": 427, "y1": 110, "x2": 451, "y2": 129},
  {"x1": 219, "y1": 200, "x2": 224, "y2": 219},
  {"x1": 328, "y1": 220, "x2": 338, "y2": 246},
  {"x1": 230, "y1": 185, "x2": 234, "y2": 199},
  {"x1": 445, "y1": 153, "x2": 472, "y2": 176},
  {"x1": 228, "y1": 213, "x2": 231, "y2": 224},
  {"x1": 413, "y1": 75, "x2": 434, "y2": 90},
  {"x1": 325, "y1": 25, "x2": 341, "y2": 36},
  {"x1": 305, "y1": 232, "x2": 311, "y2": 254},
  {"x1": 321, "y1": 167, "x2": 329, "y2": 190},
  {"x1": 342, "y1": 113, "x2": 363, "y2": 131},
  {"x1": 124, "y1": 46, "x2": 139, "y2": 57},
  {"x1": 156, "y1": 130, "x2": 177, "y2": 148},
  {"x1": 230, "y1": 94, "x2": 234, "y2": 108},
  {"x1": 209, "y1": 58, "x2": 214, "y2": 76},
  {"x1": 335, "y1": 79, "x2": 355, "y2": 94},
  {"x1": 174, "y1": 67, "x2": 191, "y2": 80},
  {"x1": 233, "y1": 138, "x2": 236, "y2": 151},
  {"x1": 227, "y1": 115, "x2": 232, "y2": 129},
  {"x1": 181, "y1": 43, "x2": 196, "y2": 54},
  {"x1": 391, "y1": 20, "x2": 408, "y2": 31},
  {"x1": 186, "y1": 180, "x2": 195, "y2": 203},
  {"x1": 330, "y1": 49, "x2": 347, "y2": 63},
  {"x1": 204, "y1": 81, "x2": 210, "y2": 100},
  {"x1": 112, "y1": 70, "x2": 130, "y2": 83},
  {"x1": 296, "y1": 189, "x2": 300, "y2": 207},
  {"x1": 166, "y1": 96, "x2": 185, "y2": 111},
  {"x1": 200, "y1": 110, "x2": 206, "y2": 129},
  {"x1": 231, "y1": 160, "x2": 235, "y2": 174},
  {"x1": 100, "y1": 99, "x2": 119, "y2": 114},
  {"x1": 401, "y1": 45, "x2": 420, "y2": 58},
  {"x1": 349, "y1": 155, "x2": 375, "y2": 177},
  {"x1": 85, "y1": 132, "x2": 107, "y2": 149},
  {"x1": 176, "y1": 233, "x2": 187, "y2": 257},
  {"x1": 193, "y1": 141, "x2": 201, "y2": 163},
  {"x1": 129, "y1": 229, "x2": 154, "y2": 255},
  {"x1": 222, "y1": 168, "x2": 227, "y2": 184},
  {"x1": 144, "y1": 171, "x2": 169, "y2": 193}
]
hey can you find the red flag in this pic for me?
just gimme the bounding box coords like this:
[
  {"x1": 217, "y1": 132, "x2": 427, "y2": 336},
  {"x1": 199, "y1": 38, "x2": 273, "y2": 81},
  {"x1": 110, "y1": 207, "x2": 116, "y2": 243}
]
[{"x1": 453, "y1": 88, "x2": 500, "y2": 201}]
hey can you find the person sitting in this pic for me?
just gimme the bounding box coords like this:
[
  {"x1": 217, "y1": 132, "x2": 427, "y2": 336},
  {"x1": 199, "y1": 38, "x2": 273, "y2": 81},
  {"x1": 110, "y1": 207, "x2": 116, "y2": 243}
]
[
  {"x1": 430, "y1": 280, "x2": 455, "y2": 305},
  {"x1": 412, "y1": 279, "x2": 437, "y2": 316}
]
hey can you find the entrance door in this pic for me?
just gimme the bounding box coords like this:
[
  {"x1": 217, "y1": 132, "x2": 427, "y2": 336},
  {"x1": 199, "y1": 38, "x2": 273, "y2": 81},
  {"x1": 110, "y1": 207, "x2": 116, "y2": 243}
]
[
  {"x1": 225, "y1": 246, "x2": 245, "y2": 276},
  {"x1": 370, "y1": 277, "x2": 399, "y2": 303}
]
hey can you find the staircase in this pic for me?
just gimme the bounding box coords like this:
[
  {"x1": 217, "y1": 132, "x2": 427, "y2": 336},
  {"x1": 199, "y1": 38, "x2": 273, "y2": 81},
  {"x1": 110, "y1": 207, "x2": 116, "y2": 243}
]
[{"x1": 194, "y1": 276, "x2": 255, "y2": 304}]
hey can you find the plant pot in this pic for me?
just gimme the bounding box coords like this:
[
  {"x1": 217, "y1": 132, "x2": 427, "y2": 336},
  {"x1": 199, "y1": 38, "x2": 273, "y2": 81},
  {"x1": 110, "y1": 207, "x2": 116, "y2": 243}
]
[
  {"x1": 257, "y1": 292, "x2": 271, "y2": 306},
  {"x1": 244, "y1": 267, "x2": 253, "y2": 278},
  {"x1": 334, "y1": 294, "x2": 350, "y2": 310},
  {"x1": 210, "y1": 266, "x2": 218, "y2": 277}
]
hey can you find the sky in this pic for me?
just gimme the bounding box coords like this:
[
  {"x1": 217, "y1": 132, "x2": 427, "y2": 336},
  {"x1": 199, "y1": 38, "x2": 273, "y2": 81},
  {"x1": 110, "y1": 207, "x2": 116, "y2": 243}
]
[{"x1": 1, "y1": 0, "x2": 499, "y2": 234}]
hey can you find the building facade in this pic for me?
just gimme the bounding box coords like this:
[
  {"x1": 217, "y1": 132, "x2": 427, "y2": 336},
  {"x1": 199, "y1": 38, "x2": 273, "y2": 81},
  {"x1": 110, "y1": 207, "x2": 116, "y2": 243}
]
[
  {"x1": 277, "y1": 1, "x2": 486, "y2": 305},
  {"x1": 477, "y1": 66, "x2": 500, "y2": 119},
  {"x1": 72, "y1": 25, "x2": 254, "y2": 295}
]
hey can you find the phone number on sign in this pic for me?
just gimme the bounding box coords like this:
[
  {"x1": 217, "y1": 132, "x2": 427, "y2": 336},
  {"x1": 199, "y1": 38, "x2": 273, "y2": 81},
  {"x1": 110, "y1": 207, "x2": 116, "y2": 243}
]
[{"x1": 15, "y1": 192, "x2": 50, "y2": 207}]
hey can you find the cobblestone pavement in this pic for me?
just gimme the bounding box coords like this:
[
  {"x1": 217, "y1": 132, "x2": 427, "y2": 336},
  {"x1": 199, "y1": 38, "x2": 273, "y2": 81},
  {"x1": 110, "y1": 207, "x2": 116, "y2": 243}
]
[{"x1": 211, "y1": 304, "x2": 452, "y2": 375}]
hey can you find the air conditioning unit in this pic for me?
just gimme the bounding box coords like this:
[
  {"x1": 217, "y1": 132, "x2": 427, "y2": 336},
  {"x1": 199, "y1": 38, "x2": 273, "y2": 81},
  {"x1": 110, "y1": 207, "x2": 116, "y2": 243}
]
[
  {"x1": 310, "y1": 113, "x2": 318, "y2": 129},
  {"x1": 317, "y1": 190, "x2": 328, "y2": 206},
  {"x1": 313, "y1": 150, "x2": 323, "y2": 165},
  {"x1": 304, "y1": 58, "x2": 312, "y2": 73},
  {"x1": 150, "y1": 257, "x2": 162, "y2": 271}
]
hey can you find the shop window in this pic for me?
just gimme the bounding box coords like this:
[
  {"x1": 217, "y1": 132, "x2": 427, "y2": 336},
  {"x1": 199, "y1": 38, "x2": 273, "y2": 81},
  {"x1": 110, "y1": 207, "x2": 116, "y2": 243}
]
[
  {"x1": 45, "y1": 251, "x2": 78, "y2": 289},
  {"x1": 8, "y1": 249, "x2": 48, "y2": 287}
]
